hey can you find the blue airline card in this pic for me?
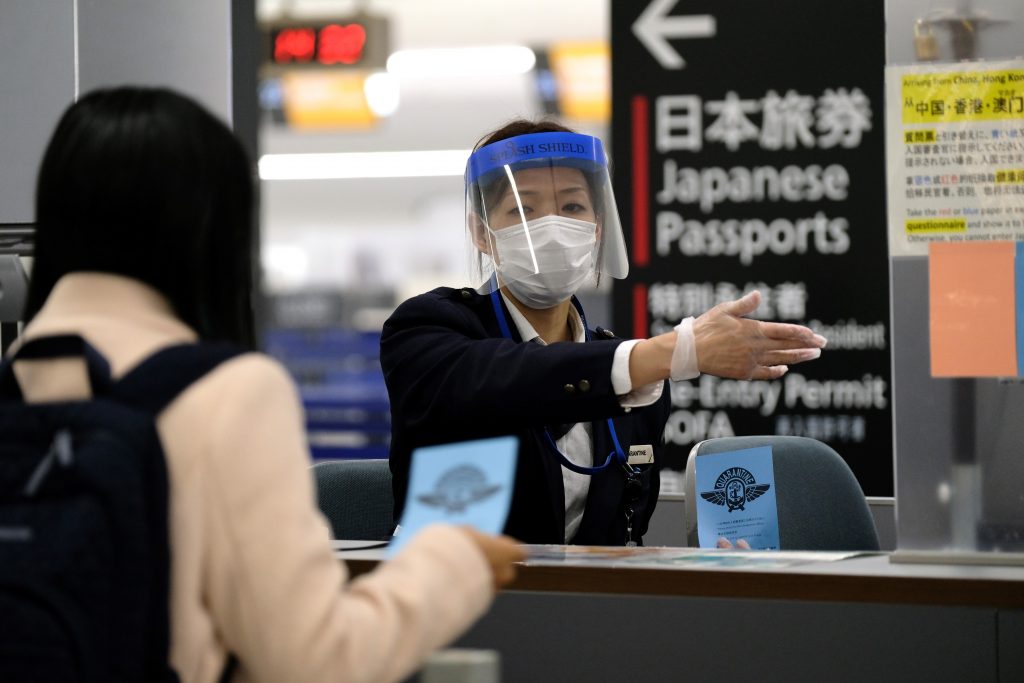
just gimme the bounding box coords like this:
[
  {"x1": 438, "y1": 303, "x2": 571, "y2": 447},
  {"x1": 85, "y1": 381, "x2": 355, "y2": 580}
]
[
  {"x1": 695, "y1": 446, "x2": 780, "y2": 550},
  {"x1": 388, "y1": 436, "x2": 518, "y2": 557}
]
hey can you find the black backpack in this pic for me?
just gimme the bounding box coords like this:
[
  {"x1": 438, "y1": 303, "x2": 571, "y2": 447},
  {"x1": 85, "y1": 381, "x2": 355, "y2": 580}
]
[{"x1": 0, "y1": 334, "x2": 242, "y2": 682}]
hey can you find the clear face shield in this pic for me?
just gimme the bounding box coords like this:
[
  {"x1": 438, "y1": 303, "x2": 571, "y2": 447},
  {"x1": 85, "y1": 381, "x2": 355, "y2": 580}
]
[{"x1": 465, "y1": 132, "x2": 629, "y2": 309}]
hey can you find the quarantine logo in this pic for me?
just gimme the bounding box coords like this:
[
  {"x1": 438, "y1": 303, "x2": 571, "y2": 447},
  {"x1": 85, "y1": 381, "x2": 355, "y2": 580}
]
[
  {"x1": 699, "y1": 467, "x2": 771, "y2": 512},
  {"x1": 417, "y1": 465, "x2": 502, "y2": 514}
]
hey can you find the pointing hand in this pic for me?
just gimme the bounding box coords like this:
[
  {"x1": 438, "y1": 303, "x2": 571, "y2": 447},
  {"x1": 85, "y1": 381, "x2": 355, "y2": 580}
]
[{"x1": 693, "y1": 291, "x2": 826, "y2": 380}]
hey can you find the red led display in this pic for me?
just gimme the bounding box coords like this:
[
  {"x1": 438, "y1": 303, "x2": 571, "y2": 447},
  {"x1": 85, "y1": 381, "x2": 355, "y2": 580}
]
[
  {"x1": 274, "y1": 28, "x2": 316, "y2": 63},
  {"x1": 318, "y1": 24, "x2": 366, "y2": 65},
  {"x1": 271, "y1": 24, "x2": 367, "y2": 65}
]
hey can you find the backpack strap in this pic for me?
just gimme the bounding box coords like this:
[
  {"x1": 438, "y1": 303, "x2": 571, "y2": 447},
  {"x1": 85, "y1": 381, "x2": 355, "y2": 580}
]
[
  {"x1": 112, "y1": 342, "x2": 246, "y2": 415},
  {"x1": 0, "y1": 334, "x2": 114, "y2": 400},
  {"x1": 112, "y1": 342, "x2": 246, "y2": 682},
  {"x1": 0, "y1": 335, "x2": 244, "y2": 413},
  {"x1": 218, "y1": 654, "x2": 238, "y2": 683},
  {"x1": 118, "y1": 344, "x2": 246, "y2": 683}
]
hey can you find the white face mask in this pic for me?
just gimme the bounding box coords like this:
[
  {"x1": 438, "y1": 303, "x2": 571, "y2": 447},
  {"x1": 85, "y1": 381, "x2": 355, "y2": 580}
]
[{"x1": 488, "y1": 215, "x2": 598, "y2": 309}]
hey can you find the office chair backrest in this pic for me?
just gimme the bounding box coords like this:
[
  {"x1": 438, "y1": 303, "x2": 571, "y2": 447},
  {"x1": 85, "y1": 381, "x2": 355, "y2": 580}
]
[
  {"x1": 312, "y1": 459, "x2": 394, "y2": 541},
  {"x1": 684, "y1": 435, "x2": 880, "y2": 551}
]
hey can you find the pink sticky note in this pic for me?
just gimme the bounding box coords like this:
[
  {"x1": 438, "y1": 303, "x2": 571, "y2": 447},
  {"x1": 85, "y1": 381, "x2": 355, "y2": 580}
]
[{"x1": 929, "y1": 241, "x2": 1017, "y2": 377}]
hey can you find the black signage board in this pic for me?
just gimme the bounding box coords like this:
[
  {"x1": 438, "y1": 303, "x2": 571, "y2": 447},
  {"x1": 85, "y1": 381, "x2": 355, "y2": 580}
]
[{"x1": 611, "y1": 0, "x2": 892, "y2": 495}]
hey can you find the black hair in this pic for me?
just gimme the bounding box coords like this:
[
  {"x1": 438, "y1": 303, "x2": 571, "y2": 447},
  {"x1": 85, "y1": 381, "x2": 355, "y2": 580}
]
[
  {"x1": 472, "y1": 118, "x2": 575, "y2": 150},
  {"x1": 26, "y1": 86, "x2": 256, "y2": 348}
]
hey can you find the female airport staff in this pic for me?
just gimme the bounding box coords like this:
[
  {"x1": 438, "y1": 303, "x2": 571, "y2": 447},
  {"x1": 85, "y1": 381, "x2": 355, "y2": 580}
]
[{"x1": 381, "y1": 120, "x2": 826, "y2": 546}]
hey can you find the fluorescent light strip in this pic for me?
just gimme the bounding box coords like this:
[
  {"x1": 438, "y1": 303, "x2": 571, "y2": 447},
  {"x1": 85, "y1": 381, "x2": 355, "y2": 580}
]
[
  {"x1": 259, "y1": 150, "x2": 471, "y2": 180},
  {"x1": 387, "y1": 46, "x2": 536, "y2": 77}
]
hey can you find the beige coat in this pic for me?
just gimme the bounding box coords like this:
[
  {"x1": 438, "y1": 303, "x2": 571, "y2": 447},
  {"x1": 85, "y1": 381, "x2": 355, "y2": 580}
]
[{"x1": 16, "y1": 273, "x2": 493, "y2": 683}]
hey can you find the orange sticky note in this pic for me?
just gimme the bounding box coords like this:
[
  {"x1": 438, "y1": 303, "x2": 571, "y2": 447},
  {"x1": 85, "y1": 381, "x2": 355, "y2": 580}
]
[{"x1": 929, "y1": 241, "x2": 1018, "y2": 377}]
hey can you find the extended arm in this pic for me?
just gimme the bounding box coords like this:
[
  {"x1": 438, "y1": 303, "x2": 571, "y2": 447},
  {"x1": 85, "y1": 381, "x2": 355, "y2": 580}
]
[
  {"x1": 196, "y1": 356, "x2": 499, "y2": 683},
  {"x1": 381, "y1": 293, "x2": 627, "y2": 429},
  {"x1": 629, "y1": 291, "x2": 826, "y2": 387}
]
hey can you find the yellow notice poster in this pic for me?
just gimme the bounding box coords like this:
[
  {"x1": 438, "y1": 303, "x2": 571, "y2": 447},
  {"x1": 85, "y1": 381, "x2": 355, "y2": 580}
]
[
  {"x1": 929, "y1": 241, "x2": 1017, "y2": 377},
  {"x1": 886, "y1": 61, "x2": 1024, "y2": 257},
  {"x1": 280, "y1": 71, "x2": 376, "y2": 129}
]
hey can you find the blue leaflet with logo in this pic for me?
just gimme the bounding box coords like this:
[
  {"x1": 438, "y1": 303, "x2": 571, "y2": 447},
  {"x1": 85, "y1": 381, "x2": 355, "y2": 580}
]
[
  {"x1": 695, "y1": 446, "x2": 780, "y2": 550},
  {"x1": 387, "y1": 436, "x2": 518, "y2": 557}
]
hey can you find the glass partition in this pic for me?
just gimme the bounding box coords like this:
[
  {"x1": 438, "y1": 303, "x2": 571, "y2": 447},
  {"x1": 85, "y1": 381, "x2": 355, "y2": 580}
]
[{"x1": 885, "y1": 0, "x2": 1024, "y2": 560}]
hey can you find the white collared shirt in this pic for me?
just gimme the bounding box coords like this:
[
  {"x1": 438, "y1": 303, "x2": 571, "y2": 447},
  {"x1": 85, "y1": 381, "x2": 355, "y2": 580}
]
[{"x1": 499, "y1": 294, "x2": 697, "y2": 542}]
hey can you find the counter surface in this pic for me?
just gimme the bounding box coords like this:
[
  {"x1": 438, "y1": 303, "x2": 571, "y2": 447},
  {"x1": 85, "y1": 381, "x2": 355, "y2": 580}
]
[{"x1": 334, "y1": 542, "x2": 1024, "y2": 608}]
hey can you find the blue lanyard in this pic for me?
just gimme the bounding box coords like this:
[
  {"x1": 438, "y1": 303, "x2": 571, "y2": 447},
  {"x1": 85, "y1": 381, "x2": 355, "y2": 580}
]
[{"x1": 487, "y1": 285, "x2": 637, "y2": 476}]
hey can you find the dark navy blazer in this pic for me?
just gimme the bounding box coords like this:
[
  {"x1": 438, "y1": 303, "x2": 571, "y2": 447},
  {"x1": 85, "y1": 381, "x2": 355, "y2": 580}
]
[{"x1": 380, "y1": 286, "x2": 671, "y2": 545}]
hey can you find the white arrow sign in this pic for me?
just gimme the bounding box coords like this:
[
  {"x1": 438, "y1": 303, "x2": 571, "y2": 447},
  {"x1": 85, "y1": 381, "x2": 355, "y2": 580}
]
[{"x1": 632, "y1": 0, "x2": 716, "y2": 70}]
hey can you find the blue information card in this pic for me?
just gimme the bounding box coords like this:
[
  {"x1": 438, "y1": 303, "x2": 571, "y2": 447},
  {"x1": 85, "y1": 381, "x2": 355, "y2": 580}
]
[
  {"x1": 388, "y1": 436, "x2": 518, "y2": 557},
  {"x1": 694, "y1": 446, "x2": 780, "y2": 550}
]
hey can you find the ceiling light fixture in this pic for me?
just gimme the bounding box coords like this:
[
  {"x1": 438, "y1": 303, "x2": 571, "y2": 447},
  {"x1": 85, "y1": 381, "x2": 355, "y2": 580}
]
[
  {"x1": 258, "y1": 150, "x2": 472, "y2": 180},
  {"x1": 386, "y1": 46, "x2": 537, "y2": 77}
]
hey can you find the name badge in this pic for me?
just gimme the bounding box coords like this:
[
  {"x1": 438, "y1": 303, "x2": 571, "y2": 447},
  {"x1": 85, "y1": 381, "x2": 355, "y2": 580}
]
[{"x1": 627, "y1": 445, "x2": 654, "y2": 465}]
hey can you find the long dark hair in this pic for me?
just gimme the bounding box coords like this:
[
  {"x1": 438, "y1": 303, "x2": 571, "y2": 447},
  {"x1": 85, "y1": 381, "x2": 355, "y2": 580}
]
[{"x1": 26, "y1": 86, "x2": 256, "y2": 348}]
